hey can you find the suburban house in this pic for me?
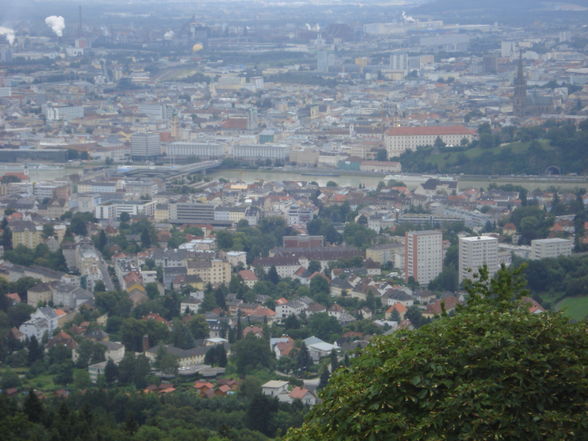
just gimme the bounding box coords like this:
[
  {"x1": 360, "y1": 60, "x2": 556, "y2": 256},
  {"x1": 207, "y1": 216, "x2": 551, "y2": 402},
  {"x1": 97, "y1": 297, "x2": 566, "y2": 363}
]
[
  {"x1": 304, "y1": 336, "x2": 339, "y2": 363},
  {"x1": 145, "y1": 344, "x2": 209, "y2": 369},
  {"x1": 261, "y1": 380, "x2": 289, "y2": 397}
]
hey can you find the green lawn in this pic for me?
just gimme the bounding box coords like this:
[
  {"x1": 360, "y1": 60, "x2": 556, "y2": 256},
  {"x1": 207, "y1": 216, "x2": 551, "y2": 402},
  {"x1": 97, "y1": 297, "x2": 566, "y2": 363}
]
[{"x1": 556, "y1": 296, "x2": 588, "y2": 321}]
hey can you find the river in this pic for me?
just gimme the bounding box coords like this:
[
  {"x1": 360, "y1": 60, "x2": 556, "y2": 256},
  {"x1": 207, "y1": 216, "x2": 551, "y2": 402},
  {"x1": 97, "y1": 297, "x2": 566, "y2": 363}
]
[{"x1": 207, "y1": 168, "x2": 588, "y2": 191}]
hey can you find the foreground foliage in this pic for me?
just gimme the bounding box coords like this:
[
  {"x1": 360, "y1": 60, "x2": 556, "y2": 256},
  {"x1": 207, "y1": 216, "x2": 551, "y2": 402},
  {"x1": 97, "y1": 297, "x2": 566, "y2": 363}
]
[{"x1": 283, "y1": 266, "x2": 588, "y2": 441}]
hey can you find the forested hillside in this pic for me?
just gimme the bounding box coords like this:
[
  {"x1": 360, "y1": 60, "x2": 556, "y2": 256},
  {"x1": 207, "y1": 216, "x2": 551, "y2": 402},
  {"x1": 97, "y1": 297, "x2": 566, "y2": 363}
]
[{"x1": 396, "y1": 121, "x2": 588, "y2": 175}]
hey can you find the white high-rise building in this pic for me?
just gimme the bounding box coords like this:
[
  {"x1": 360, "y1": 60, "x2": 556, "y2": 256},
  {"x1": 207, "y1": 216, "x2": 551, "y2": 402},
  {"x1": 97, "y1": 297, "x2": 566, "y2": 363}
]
[
  {"x1": 390, "y1": 53, "x2": 408, "y2": 72},
  {"x1": 404, "y1": 230, "x2": 443, "y2": 286},
  {"x1": 131, "y1": 132, "x2": 161, "y2": 160},
  {"x1": 459, "y1": 236, "x2": 499, "y2": 284},
  {"x1": 530, "y1": 238, "x2": 573, "y2": 260}
]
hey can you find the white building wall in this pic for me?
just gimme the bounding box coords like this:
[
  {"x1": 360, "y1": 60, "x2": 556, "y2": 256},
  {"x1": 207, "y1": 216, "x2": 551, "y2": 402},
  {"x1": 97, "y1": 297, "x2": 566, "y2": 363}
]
[{"x1": 459, "y1": 236, "x2": 499, "y2": 283}]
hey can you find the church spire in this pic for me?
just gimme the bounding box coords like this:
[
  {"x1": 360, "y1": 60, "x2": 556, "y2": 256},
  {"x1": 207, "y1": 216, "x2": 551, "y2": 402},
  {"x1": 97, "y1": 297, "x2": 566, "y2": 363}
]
[{"x1": 513, "y1": 50, "x2": 527, "y2": 117}]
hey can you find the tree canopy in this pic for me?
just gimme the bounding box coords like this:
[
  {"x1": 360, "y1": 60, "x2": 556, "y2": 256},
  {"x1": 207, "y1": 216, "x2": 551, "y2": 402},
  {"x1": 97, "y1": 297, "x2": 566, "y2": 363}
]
[{"x1": 284, "y1": 266, "x2": 588, "y2": 441}]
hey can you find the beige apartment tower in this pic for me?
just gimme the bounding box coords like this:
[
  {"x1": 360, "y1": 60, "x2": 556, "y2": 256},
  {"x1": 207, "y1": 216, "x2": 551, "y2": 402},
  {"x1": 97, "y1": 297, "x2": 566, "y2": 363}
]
[{"x1": 404, "y1": 230, "x2": 443, "y2": 286}]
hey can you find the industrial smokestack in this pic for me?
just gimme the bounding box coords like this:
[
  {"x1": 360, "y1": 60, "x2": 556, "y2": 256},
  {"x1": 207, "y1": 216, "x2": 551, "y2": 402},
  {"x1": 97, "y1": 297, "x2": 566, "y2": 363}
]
[
  {"x1": 45, "y1": 16, "x2": 66, "y2": 37},
  {"x1": 0, "y1": 27, "x2": 15, "y2": 45}
]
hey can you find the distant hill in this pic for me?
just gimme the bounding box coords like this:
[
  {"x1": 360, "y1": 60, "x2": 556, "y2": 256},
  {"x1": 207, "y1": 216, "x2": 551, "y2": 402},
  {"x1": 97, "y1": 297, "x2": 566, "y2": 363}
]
[{"x1": 411, "y1": 0, "x2": 588, "y2": 24}]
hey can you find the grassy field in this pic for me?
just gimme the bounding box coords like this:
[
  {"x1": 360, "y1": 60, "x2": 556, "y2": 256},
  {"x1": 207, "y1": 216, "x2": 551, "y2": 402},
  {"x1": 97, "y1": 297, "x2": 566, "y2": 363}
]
[{"x1": 555, "y1": 296, "x2": 588, "y2": 321}]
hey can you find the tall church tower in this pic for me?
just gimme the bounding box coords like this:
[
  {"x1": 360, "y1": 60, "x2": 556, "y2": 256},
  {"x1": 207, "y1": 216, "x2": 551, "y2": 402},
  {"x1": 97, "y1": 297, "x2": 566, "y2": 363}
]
[{"x1": 513, "y1": 52, "x2": 527, "y2": 117}]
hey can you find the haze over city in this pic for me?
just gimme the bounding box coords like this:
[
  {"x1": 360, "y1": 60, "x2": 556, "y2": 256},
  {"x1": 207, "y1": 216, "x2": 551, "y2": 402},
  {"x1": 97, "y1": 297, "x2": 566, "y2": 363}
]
[{"x1": 0, "y1": 1, "x2": 587, "y2": 440}]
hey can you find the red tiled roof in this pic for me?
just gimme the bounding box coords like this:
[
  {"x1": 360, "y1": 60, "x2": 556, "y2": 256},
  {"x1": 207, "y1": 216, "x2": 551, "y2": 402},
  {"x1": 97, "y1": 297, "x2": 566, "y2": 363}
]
[
  {"x1": 289, "y1": 387, "x2": 310, "y2": 400},
  {"x1": 238, "y1": 270, "x2": 258, "y2": 281},
  {"x1": 5, "y1": 293, "x2": 21, "y2": 303},
  {"x1": 385, "y1": 125, "x2": 476, "y2": 137},
  {"x1": 194, "y1": 381, "x2": 214, "y2": 390},
  {"x1": 425, "y1": 296, "x2": 459, "y2": 315},
  {"x1": 221, "y1": 118, "x2": 247, "y2": 130},
  {"x1": 243, "y1": 325, "x2": 264, "y2": 337},
  {"x1": 386, "y1": 302, "x2": 407, "y2": 314},
  {"x1": 275, "y1": 340, "x2": 295, "y2": 357}
]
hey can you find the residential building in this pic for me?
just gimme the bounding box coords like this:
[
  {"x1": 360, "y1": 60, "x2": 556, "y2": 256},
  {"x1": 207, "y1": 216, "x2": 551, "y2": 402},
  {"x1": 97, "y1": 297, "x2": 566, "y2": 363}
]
[
  {"x1": 458, "y1": 236, "x2": 499, "y2": 284},
  {"x1": 170, "y1": 203, "x2": 215, "y2": 224},
  {"x1": 95, "y1": 200, "x2": 156, "y2": 220},
  {"x1": 530, "y1": 238, "x2": 573, "y2": 260},
  {"x1": 45, "y1": 105, "x2": 84, "y2": 121},
  {"x1": 404, "y1": 230, "x2": 443, "y2": 286},
  {"x1": 261, "y1": 380, "x2": 289, "y2": 398},
  {"x1": 187, "y1": 258, "x2": 231, "y2": 286},
  {"x1": 10, "y1": 221, "x2": 43, "y2": 249}
]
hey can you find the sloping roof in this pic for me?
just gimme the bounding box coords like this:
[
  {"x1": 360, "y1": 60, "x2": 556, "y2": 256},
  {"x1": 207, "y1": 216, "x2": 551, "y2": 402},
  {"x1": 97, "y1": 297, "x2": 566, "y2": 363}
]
[
  {"x1": 238, "y1": 269, "x2": 258, "y2": 281},
  {"x1": 262, "y1": 380, "x2": 289, "y2": 389},
  {"x1": 289, "y1": 386, "x2": 312, "y2": 400},
  {"x1": 385, "y1": 125, "x2": 476, "y2": 137}
]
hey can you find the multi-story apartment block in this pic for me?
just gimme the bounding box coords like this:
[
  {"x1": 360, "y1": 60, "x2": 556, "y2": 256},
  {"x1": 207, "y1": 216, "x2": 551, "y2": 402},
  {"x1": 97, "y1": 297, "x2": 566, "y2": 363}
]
[
  {"x1": 530, "y1": 238, "x2": 573, "y2": 260},
  {"x1": 459, "y1": 236, "x2": 499, "y2": 284},
  {"x1": 11, "y1": 221, "x2": 43, "y2": 249},
  {"x1": 45, "y1": 105, "x2": 85, "y2": 121},
  {"x1": 170, "y1": 203, "x2": 215, "y2": 224},
  {"x1": 95, "y1": 200, "x2": 156, "y2": 220},
  {"x1": 187, "y1": 258, "x2": 231, "y2": 286},
  {"x1": 404, "y1": 230, "x2": 443, "y2": 286},
  {"x1": 131, "y1": 132, "x2": 161, "y2": 160}
]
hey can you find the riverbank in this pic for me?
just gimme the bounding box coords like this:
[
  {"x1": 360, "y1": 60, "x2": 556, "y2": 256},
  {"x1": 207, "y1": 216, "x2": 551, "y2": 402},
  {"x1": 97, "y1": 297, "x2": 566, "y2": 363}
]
[{"x1": 208, "y1": 167, "x2": 588, "y2": 191}]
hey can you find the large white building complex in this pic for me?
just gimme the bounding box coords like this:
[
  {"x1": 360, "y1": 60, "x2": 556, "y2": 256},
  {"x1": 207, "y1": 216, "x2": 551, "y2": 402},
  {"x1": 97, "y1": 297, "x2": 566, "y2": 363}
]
[
  {"x1": 232, "y1": 144, "x2": 289, "y2": 161},
  {"x1": 165, "y1": 142, "x2": 225, "y2": 159},
  {"x1": 458, "y1": 235, "x2": 499, "y2": 284},
  {"x1": 530, "y1": 238, "x2": 573, "y2": 260},
  {"x1": 385, "y1": 125, "x2": 477, "y2": 158},
  {"x1": 404, "y1": 230, "x2": 443, "y2": 286},
  {"x1": 131, "y1": 132, "x2": 161, "y2": 160}
]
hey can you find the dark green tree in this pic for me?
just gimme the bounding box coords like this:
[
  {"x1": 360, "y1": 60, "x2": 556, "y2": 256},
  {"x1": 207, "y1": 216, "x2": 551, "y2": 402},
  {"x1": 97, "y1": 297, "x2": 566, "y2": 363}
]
[
  {"x1": 318, "y1": 367, "x2": 330, "y2": 390},
  {"x1": 267, "y1": 265, "x2": 280, "y2": 285},
  {"x1": 104, "y1": 359, "x2": 118, "y2": 384},
  {"x1": 187, "y1": 315, "x2": 209, "y2": 339},
  {"x1": 27, "y1": 336, "x2": 44, "y2": 365},
  {"x1": 245, "y1": 393, "x2": 278, "y2": 437},
  {"x1": 2, "y1": 226, "x2": 12, "y2": 250},
  {"x1": 308, "y1": 313, "x2": 342, "y2": 342},
  {"x1": 154, "y1": 346, "x2": 178, "y2": 375},
  {"x1": 283, "y1": 265, "x2": 588, "y2": 441},
  {"x1": 171, "y1": 319, "x2": 195, "y2": 349},
  {"x1": 307, "y1": 260, "x2": 321, "y2": 274},
  {"x1": 23, "y1": 390, "x2": 44, "y2": 423},
  {"x1": 231, "y1": 334, "x2": 275, "y2": 376},
  {"x1": 295, "y1": 342, "x2": 313, "y2": 373}
]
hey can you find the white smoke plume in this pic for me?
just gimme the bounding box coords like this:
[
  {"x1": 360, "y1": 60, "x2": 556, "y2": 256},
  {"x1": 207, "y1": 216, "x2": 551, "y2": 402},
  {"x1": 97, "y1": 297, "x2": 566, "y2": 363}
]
[
  {"x1": 402, "y1": 11, "x2": 416, "y2": 23},
  {"x1": 164, "y1": 30, "x2": 175, "y2": 40},
  {"x1": 0, "y1": 27, "x2": 15, "y2": 45},
  {"x1": 45, "y1": 16, "x2": 65, "y2": 37}
]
